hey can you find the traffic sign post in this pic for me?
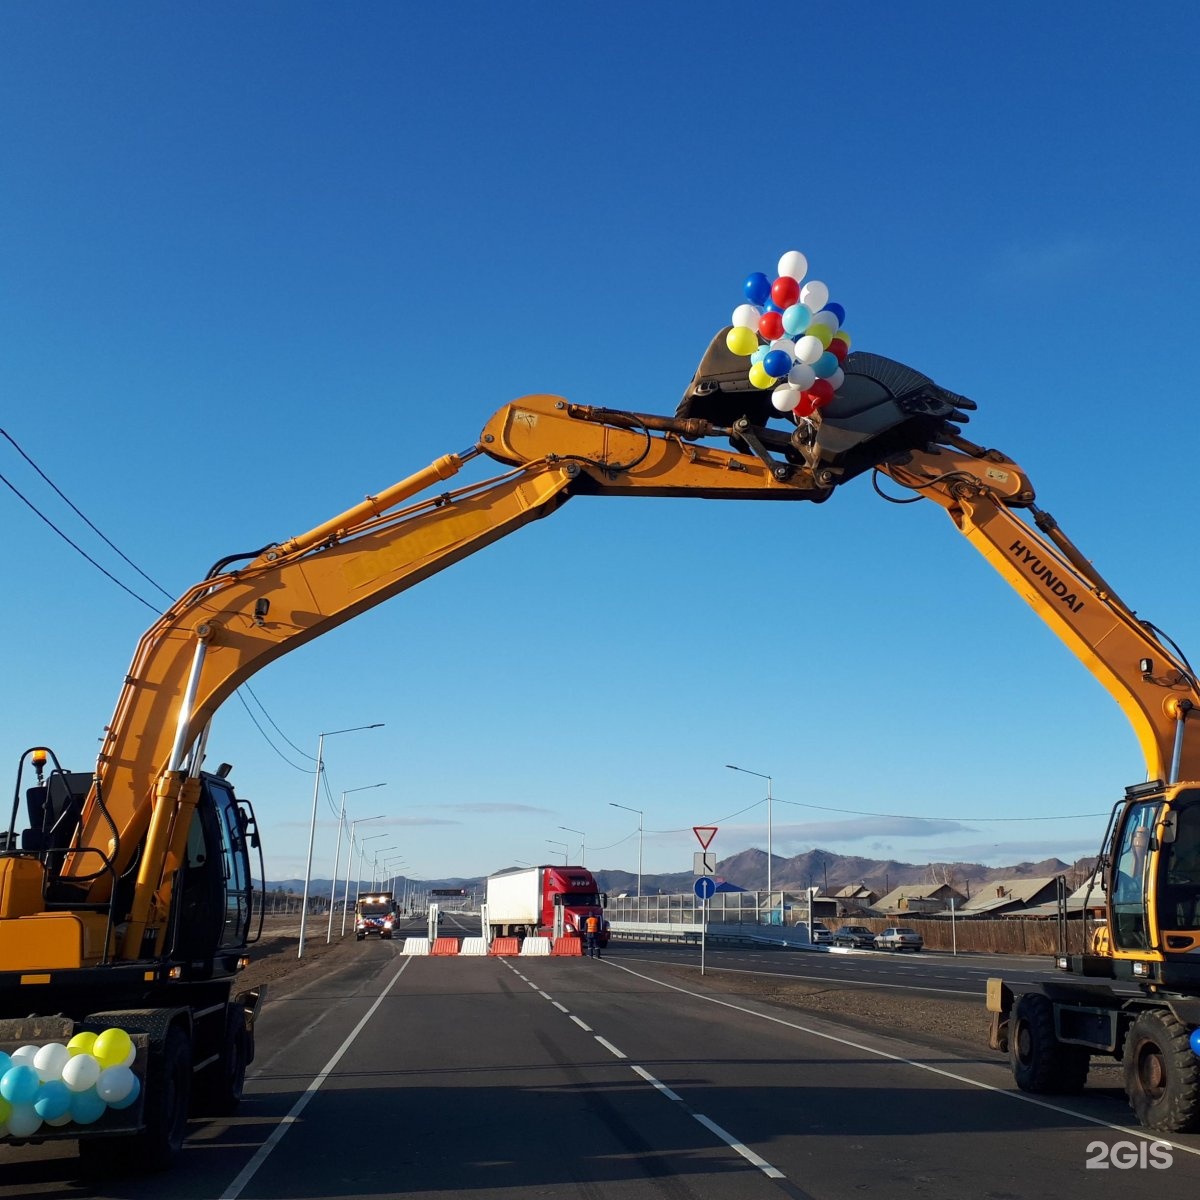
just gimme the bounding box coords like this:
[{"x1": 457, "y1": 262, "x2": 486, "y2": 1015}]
[{"x1": 694, "y1": 876, "x2": 715, "y2": 975}]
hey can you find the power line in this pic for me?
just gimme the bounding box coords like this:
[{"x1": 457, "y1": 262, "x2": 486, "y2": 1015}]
[
  {"x1": 2, "y1": 427, "x2": 319, "y2": 774},
  {"x1": 2, "y1": 427, "x2": 176, "y2": 602},
  {"x1": 0, "y1": 467, "x2": 162, "y2": 614}
]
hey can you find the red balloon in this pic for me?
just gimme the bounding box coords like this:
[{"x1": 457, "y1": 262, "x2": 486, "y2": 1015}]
[
  {"x1": 796, "y1": 393, "x2": 817, "y2": 417},
  {"x1": 809, "y1": 378, "x2": 835, "y2": 408},
  {"x1": 771, "y1": 276, "x2": 800, "y2": 309},
  {"x1": 758, "y1": 311, "x2": 784, "y2": 340},
  {"x1": 828, "y1": 337, "x2": 848, "y2": 362}
]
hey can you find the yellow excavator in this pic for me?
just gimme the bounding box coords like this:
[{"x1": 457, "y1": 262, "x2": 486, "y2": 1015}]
[{"x1": 0, "y1": 334, "x2": 1197, "y2": 1172}]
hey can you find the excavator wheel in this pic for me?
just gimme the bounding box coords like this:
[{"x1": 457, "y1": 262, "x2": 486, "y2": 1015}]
[
  {"x1": 1124, "y1": 1010, "x2": 1200, "y2": 1132},
  {"x1": 1009, "y1": 992, "x2": 1090, "y2": 1095}
]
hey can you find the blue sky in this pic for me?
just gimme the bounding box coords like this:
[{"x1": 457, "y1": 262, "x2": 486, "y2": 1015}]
[{"x1": 3, "y1": 5, "x2": 1198, "y2": 886}]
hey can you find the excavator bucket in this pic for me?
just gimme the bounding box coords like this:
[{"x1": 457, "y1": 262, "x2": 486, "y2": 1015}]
[{"x1": 677, "y1": 330, "x2": 976, "y2": 482}]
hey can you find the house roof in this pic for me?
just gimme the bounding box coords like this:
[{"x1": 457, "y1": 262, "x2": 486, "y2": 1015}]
[
  {"x1": 957, "y1": 876, "x2": 1060, "y2": 913},
  {"x1": 873, "y1": 883, "x2": 964, "y2": 912}
]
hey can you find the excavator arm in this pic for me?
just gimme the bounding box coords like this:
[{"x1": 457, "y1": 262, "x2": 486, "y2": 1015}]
[{"x1": 52, "y1": 394, "x2": 827, "y2": 959}]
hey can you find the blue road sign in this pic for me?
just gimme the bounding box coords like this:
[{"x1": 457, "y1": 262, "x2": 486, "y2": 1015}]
[{"x1": 694, "y1": 876, "x2": 716, "y2": 901}]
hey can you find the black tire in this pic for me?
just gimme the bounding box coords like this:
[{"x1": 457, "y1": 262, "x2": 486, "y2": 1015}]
[
  {"x1": 193, "y1": 1010, "x2": 247, "y2": 1117},
  {"x1": 1124, "y1": 1010, "x2": 1200, "y2": 1132},
  {"x1": 1009, "y1": 992, "x2": 1089, "y2": 1094},
  {"x1": 79, "y1": 1025, "x2": 191, "y2": 1176}
]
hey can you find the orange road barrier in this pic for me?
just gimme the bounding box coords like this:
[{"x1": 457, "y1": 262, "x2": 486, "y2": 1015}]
[
  {"x1": 431, "y1": 937, "x2": 460, "y2": 956},
  {"x1": 552, "y1": 936, "x2": 582, "y2": 956},
  {"x1": 489, "y1": 937, "x2": 520, "y2": 956}
]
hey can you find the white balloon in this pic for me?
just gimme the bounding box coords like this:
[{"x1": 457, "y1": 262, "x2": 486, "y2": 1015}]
[
  {"x1": 45, "y1": 1110, "x2": 75, "y2": 1127},
  {"x1": 5, "y1": 1103, "x2": 42, "y2": 1138},
  {"x1": 827, "y1": 367, "x2": 845, "y2": 392},
  {"x1": 793, "y1": 335, "x2": 824, "y2": 365},
  {"x1": 776, "y1": 250, "x2": 808, "y2": 281},
  {"x1": 96, "y1": 1064, "x2": 136, "y2": 1105},
  {"x1": 120, "y1": 1043, "x2": 136, "y2": 1069},
  {"x1": 787, "y1": 362, "x2": 816, "y2": 390},
  {"x1": 800, "y1": 280, "x2": 829, "y2": 312},
  {"x1": 61, "y1": 1053, "x2": 101, "y2": 1092},
  {"x1": 731, "y1": 303, "x2": 762, "y2": 330},
  {"x1": 768, "y1": 338, "x2": 796, "y2": 361},
  {"x1": 33, "y1": 1042, "x2": 70, "y2": 1082},
  {"x1": 808, "y1": 309, "x2": 839, "y2": 333},
  {"x1": 771, "y1": 386, "x2": 802, "y2": 413},
  {"x1": 11, "y1": 1045, "x2": 39, "y2": 1067}
]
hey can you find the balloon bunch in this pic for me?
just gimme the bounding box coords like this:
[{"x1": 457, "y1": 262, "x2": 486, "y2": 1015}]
[
  {"x1": 0, "y1": 1028, "x2": 141, "y2": 1138},
  {"x1": 725, "y1": 250, "x2": 852, "y2": 417}
]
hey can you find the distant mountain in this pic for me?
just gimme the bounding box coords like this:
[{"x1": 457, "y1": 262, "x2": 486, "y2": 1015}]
[{"x1": 264, "y1": 851, "x2": 1082, "y2": 901}]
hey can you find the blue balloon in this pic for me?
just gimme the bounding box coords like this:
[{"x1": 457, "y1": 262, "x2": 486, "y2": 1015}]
[
  {"x1": 34, "y1": 1079, "x2": 71, "y2": 1120},
  {"x1": 0, "y1": 1064, "x2": 40, "y2": 1105},
  {"x1": 763, "y1": 350, "x2": 792, "y2": 378},
  {"x1": 822, "y1": 302, "x2": 846, "y2": 324},
  {"x1": 782, "y1": 303, "x2": 812, "y2": 335},
  {"x1": 1190, "y1": 1027, "x2": 1200, "y2": 1057},
  {"x1": 750, "y1": 347, "x2": 769, "y2": 365},
  {"x1": 813, "y1": 351, "x2": 840, "y2": 379},
  {"x1": 763, "y1": 301, "x2": 782, "y2": 313},
  {"x1": 70, "y1": 1086, "x2": 108, "y2": 1125},
  {"x1": 743, "y1": 272, "x2": 771, "y2": 306}
]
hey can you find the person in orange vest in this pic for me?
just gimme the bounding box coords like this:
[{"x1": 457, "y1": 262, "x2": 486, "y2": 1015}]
[{"x1": 584, "y1": 913, "x2": 602, "y2": 959}]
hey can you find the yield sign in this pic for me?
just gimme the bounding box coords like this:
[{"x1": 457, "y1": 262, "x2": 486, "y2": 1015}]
[{"x1": 693, "y1": 825, "x2": 718, "y2": 850}]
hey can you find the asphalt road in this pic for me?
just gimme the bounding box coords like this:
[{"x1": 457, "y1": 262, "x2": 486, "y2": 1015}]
[
  {"x1": 2, "y1": 937, "x2": 1198, "y2": 1199},
  {"x1": 615, "y1": 939, "x2": 1091, "y2": 999}
]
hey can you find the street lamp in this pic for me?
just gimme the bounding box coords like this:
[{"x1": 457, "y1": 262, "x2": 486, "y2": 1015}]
[
  {"x1": 559, "y1": 825, "x2": 585, "y2": 865},
  {"x1": 372, "y1": 847, "x2": 398, "y2": 888},
  {"x1": 299, "y1": 723, "x2": 384, "y2": 958},
  {"x1": 327, "y1": 784, "x2": 386, "y2": 943},
  {"x1": 352, "y1": 831, "x2": 388, "y2": 924},
  {"x1": 341, "y1": 820, "x2": 386, "y2": 936},
  {"x1": 609, "y1": 802, "x2": 643, "y2": 897},
  {"x1": 726, "y1": 764, "x2": 773, "y2": 904},
  {"x1": 547, "y1": 839, "x2": 568, "y2": 865}
]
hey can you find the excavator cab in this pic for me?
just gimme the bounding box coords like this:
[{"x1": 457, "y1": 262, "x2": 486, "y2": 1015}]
[{"x1": 677, "y1": 330, "x2": 977, "y2": 484}]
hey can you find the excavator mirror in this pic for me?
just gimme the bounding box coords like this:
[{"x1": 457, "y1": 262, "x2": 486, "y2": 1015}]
[{"x1": 1161, "y1": 811, "x2": 1178, "y2": 844}]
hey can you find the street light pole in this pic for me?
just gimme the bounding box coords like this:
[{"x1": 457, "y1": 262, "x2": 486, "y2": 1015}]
[
  {"x1": 547, "y1": 839, "x2": 568, "y2": 865},
  {"x1": 327, "y1": 784, "x2": 386, "y2": 942},
  {"x1": 559, "y1": 825, "x2": 585, "y2": 865},
  {"x1": 299, "y1": 723, "x2": 384, "y2": 959},
  {"x1": 341, "y1": 819, "x2": 385, "y2": 936},
  {"x1": 609, "y1": 802, "x2": 644, "y2": 898},
  {"x1": 372, "y1": 847, "x2": 398, "y2": 888},
  {"x1": 352, "y1": 831, "x2": 388, "y2": 923},
  {"x1": 726, "y1": 764, "x2": 773, "y2": 911}
]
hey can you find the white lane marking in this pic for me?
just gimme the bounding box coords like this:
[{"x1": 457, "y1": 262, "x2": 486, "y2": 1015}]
[
  {"x1": 622, "y1": 954, "x2": 975, "y2": 997},
  {"x1": 594, "y1": 1036, "x2": 627, "y2": 1059},
  {"x1": 606, "y1": 960, "x2": 1200, "y2": 1159},
  {"x1": 630, "y1": 1065, "x2": 786, "y2": 1180},
  {"x1": 220, "y1": 957, "x2": 415, "y2": 1199},
  {"x1": 553, "y1": 1001, "x2": 570, "y2": 1013},
  {"x1": 693, "y1": 1113, "x2": 786, "y2": 1179},
  {"x1": 571, "y1": 1015, "x2": 593, "y2": 1032},
  {"x1": 527, "y1": 980, "x2": 539, "y2": 988},
  {"x1": 631, "y1": 1064, "x2": 683, "y2": 1103},
  {"x1": 538, "y1": 990, "x2": 552, "y2": 999}
]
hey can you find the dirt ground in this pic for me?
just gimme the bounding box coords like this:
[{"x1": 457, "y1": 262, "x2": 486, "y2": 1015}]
[{"x1": 236, "y1": 915, "x2": 367, "y2": 998}]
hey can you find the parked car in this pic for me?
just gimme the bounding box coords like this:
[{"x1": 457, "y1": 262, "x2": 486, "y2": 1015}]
[
  {"x1": 833, "y1": 924, "x2": 876, "y2": 949},
  {"x1": 874, "y1": 926, "x2": 923, "y2": 952},
  {"x1": 810, "y1": 921, "x2": 833, "y2": 945}
]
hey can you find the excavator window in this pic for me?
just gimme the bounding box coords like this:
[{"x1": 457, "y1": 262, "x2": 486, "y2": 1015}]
[
  {"x1": 1111, "y1": 803, "x2": 1160, "y2": 951},
  {"x1": 1157, "y1": 791, "x2": 1200, "y2": 934}
]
